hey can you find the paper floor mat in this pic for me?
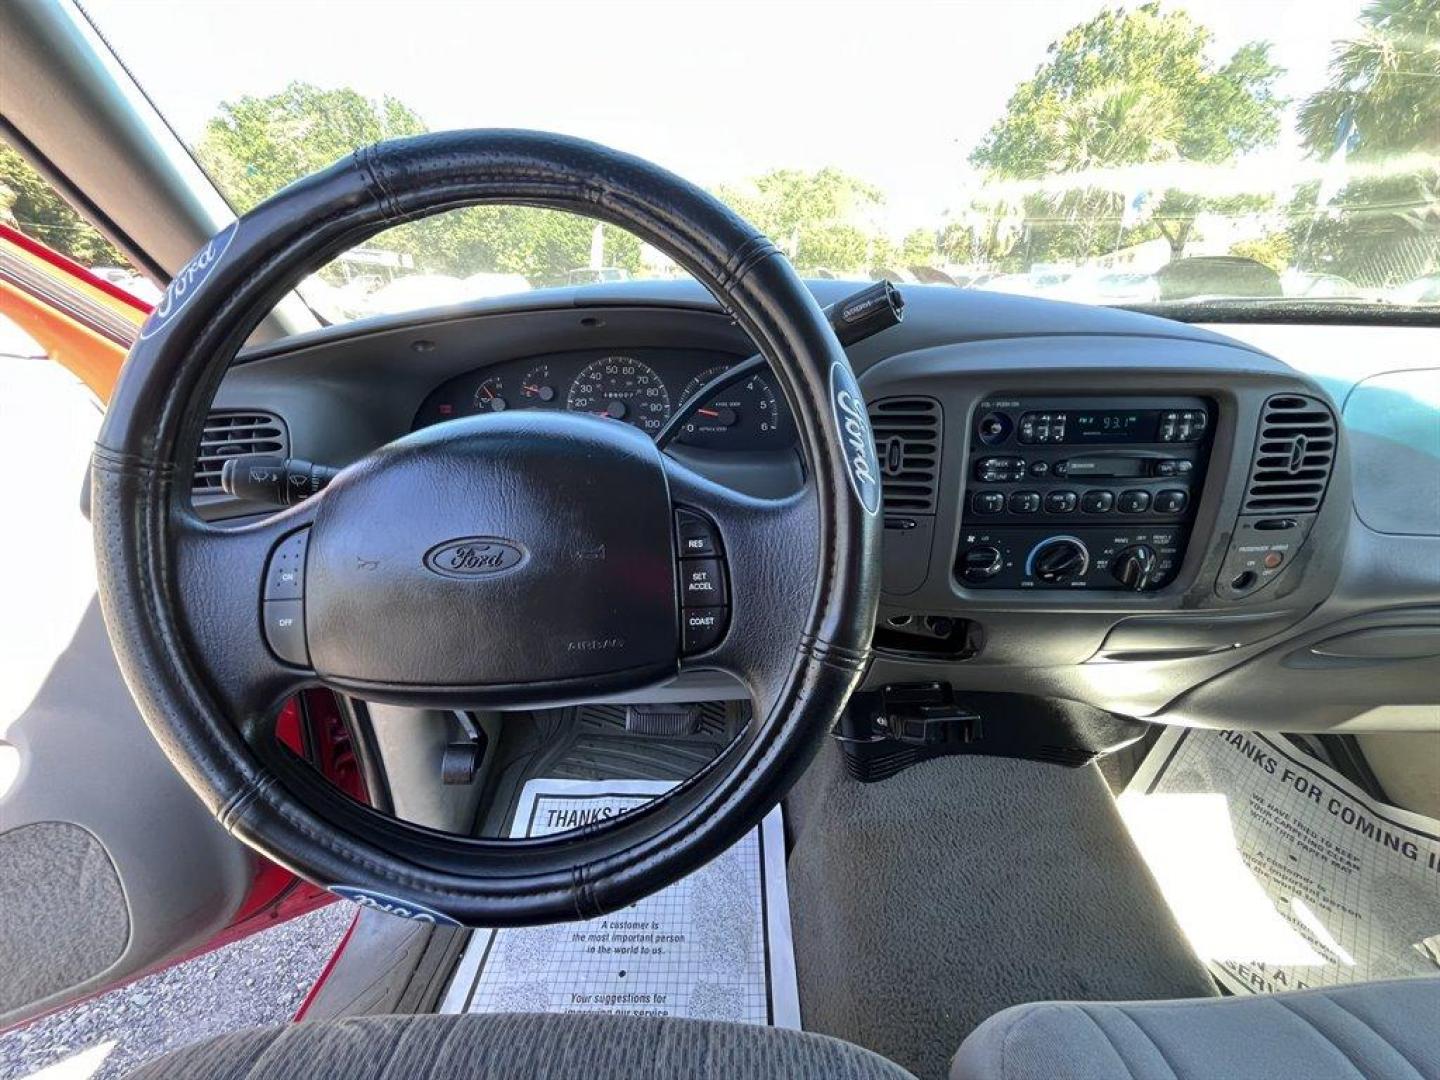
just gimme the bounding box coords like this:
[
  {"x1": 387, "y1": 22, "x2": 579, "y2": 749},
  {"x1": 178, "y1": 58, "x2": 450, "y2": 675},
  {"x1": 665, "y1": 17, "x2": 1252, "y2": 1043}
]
[
  {"x1": 439, "y1": 778, "x2": 800, "y2": 1027},
  {"x1": 1121, "y1": 728, "x2": 1440, "y2": 995}
]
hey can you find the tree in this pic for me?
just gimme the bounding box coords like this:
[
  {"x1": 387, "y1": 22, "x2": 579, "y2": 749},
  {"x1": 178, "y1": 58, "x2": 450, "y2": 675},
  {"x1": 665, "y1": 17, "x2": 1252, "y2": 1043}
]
[
  {"x1": 1230, "y1": 232, "x2": 1294, "y2": 274},
  {"x1": 1290, "y1": 0, "x2": 1440, "y2": 286},
  {"x1": 196, "y1": 83, "x2": 428, "y2": 212},
  {"x1": 970, "y1": 3, "x2": 1284, "y2": 263},
  {"x1": 714, "y1": 168, "x2": 884, "y2": 274},
  {"x1": 0, "y1": 142, "x2": 127, "y2": 266},
  {"x1": 1297, "y1": 0, "x2": 1440, "y2": 162},
  {"x1": 901, "y1": 228, "x2": 938, "y2": 267},
  {"x1": 196, "y1": 82, "x2": 642, "y2": 282}
]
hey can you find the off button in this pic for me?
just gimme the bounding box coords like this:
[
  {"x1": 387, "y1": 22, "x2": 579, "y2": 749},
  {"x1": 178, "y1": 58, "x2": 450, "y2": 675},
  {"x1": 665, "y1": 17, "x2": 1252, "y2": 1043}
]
[
  {"x1": 680, "y1": 559, "x2": 728, "y2": 606},
  {"x1": 682, "y1": 607, "x2": 727, "y2": 654}
]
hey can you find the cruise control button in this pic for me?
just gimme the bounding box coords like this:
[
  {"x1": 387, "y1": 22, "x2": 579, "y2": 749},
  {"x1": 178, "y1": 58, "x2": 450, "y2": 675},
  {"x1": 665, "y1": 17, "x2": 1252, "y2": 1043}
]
[
  {"x1": 263, "y1": 599, "x2": 308, "y2": 665},
  {"x1": 681, "y1": 607, "x2": 727, "y2": 654},
  {"x1": 675, "y1": 509, "x2": 720, "y2": 558},
  {"x1": 264, "y1": 528, "x2": 310, "y2": 601},
  {"x1": 1118, "y1": 490, "x2": 1152, "y2": 513},
  {"x1": 1154, "y1": 489, "x2": 1188, "y2": 514},
  {"x1": 1043, "y1": 490, "x2": 1077, "y2": 514},
  {"x1": 680, "y1": 558, "x2": 728, "y2": 606},
  {"x1": 971, "y1": 491, "x2": 1005, "y2": 515},
  {"x1": 1081, "y1": 490, "x2": 1115, "y2": 514}
]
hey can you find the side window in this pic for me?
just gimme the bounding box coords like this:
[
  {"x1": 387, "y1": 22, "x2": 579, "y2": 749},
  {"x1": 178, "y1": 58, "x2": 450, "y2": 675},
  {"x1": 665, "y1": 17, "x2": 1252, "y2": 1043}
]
[
  {"x1": 0, "y1": 139, "x2": 113, "y2": 774},
  {"x1": 0, "y1": 138, "x2": 157, "y2": 302}
]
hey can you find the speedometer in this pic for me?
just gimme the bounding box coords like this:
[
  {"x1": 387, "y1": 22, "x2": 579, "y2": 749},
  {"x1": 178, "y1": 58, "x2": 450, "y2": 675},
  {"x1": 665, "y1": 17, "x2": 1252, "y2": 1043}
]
[{"x1": 566, "y1": 355, "x2": 671, "y2": 434}]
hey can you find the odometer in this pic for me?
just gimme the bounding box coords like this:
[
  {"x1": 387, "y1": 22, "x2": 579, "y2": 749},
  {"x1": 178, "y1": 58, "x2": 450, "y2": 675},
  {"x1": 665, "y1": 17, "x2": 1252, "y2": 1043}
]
[{"x1": 566, "y1": 355, "x2": 671, "y2": 434}]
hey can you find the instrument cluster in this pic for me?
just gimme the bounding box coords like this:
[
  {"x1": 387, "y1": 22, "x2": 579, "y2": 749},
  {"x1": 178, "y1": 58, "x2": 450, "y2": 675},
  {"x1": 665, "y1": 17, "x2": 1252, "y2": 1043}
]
[{"x1": 412, "y1": 347, "x2": 794, "y2": 451}]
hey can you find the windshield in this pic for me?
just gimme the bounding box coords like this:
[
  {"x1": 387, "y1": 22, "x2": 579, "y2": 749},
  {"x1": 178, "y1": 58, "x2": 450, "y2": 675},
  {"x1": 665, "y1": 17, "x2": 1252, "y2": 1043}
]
[{"x1": 64, "y1": 0, "x2": 1440, "y2": 318}]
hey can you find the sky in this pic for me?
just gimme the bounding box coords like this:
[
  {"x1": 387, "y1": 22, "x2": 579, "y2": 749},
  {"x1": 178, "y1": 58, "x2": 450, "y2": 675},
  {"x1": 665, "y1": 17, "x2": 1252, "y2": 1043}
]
[{"x1": 80, "y1": 0, "x2": 1370, "y2": 232}]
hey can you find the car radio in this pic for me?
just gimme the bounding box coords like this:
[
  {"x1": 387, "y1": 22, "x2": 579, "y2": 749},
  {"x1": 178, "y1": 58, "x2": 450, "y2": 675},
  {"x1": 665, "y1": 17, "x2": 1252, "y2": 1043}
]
[{"x1": 958, "y1": 396, "x2": 1214, "y2": 591}]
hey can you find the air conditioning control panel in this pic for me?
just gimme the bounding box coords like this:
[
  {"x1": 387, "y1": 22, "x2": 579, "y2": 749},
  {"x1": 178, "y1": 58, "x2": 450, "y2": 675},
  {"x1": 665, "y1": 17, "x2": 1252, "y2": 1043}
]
[
  {"x1": 959, "y1": 395, "x2": 1214, "y2": 591},
  {"x1": 956, "y1": 525, "x2": 1185, "y2": 591}
]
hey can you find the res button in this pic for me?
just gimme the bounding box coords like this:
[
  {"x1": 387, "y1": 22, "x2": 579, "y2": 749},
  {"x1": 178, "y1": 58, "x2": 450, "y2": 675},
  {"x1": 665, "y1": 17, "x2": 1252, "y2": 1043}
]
[{"x1": 675, "y1": 509, "x2": 720, "y2": 558}]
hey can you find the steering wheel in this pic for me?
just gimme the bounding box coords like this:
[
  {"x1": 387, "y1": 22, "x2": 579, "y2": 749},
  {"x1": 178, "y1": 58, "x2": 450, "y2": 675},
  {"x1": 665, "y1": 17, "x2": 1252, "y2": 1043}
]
[{"x1": 92, "y1": 131, "x2": 880, "y2": 927}]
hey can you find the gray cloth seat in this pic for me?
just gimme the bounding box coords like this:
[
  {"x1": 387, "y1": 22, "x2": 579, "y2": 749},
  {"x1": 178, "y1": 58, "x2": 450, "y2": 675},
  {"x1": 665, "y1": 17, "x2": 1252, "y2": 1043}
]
[
  {"x1": 951, "y1": 976, "x2": 1440, "y2": 1080},
  {"x1": 127, "y1": 1011, "x2": 917, "y2": 1079}
]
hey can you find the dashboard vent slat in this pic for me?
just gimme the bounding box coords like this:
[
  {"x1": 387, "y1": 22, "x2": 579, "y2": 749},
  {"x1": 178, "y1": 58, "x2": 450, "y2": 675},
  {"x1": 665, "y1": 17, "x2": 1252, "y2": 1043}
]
[
  {"x1": 869, "y1": 397, "x2": 942, "y2": 514},
  {"x1": 1242, "y1": 395, "x2": 1336, "y2": 513},
  {"x1": 194, "y1": 411, "x2": 289, "y2": 492}
]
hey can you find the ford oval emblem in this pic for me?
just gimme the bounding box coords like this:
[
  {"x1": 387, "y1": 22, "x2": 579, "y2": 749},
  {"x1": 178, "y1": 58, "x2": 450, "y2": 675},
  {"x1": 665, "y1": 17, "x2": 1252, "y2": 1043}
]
[{"x1": 422, "y1": 537, "x2": 527, "y2": 579}]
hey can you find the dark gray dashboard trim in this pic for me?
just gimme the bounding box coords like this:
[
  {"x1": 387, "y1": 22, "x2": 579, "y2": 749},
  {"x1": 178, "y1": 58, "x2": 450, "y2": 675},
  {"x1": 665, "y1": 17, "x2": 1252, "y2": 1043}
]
[{"x1": 206, "y1": 287, "x2": 1434, "y2": 733}]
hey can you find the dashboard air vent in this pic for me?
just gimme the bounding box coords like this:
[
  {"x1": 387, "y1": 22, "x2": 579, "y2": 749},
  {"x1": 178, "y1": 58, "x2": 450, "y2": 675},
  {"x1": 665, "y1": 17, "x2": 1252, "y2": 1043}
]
[
  {"x1": 1242, "y1": 394, "x2": 1336, "y2": 513},
  {"x1": 195, "y1": 411, "x2": 288, "y2": 492},
  {"x1": 869, "y1": 397, "x2": 941, "y2": 514}
]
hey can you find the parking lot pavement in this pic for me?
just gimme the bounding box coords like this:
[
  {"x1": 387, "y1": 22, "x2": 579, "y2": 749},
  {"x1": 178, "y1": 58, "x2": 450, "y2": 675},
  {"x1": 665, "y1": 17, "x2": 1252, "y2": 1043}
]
[{"x1": 0, "y1": 901, "x2": 354, "y2": 1080}]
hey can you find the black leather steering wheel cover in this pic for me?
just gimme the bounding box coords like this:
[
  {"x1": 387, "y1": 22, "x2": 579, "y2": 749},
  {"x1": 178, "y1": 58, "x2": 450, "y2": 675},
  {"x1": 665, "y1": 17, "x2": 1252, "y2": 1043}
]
[{"x1": 92, "y1": 130, "x2": 880, "y2": 925}]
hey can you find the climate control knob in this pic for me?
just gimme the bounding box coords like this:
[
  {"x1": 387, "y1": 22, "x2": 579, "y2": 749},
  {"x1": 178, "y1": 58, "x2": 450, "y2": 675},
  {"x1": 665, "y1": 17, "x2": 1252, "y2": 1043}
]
[
  {"x1": 1029, "y1": 537, "x2": 1090, "y2": 584},
  {"x1": 960, "y1": 544, "x2": 1005, "y2": 583},
  {"x1": 1112, "y1": 544, "x2": 1160, "y2": 591}
]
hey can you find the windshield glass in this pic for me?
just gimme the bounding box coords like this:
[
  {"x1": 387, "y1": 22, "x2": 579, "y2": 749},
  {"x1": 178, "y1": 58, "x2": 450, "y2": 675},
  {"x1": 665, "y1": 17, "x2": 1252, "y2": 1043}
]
[{"x1": 67, "y1": 0, "x2": 1440, "y2": 318}]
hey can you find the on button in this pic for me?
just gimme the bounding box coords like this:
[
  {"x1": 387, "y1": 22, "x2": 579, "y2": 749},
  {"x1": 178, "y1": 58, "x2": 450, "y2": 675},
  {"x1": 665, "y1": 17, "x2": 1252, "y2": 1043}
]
[{"x1": 264, "y1": 529, "x2": 310, "y2": 601}]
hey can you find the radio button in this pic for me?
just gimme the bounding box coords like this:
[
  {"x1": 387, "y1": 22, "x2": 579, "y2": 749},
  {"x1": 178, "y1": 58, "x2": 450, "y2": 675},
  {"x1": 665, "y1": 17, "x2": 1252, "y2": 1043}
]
[
  {"x1": 1081, "y1": 490, "x2": 1115, "y2": 514},
  {"x1": 1009, "y1": 491, "x2": 1041, "y2": 514},
  {"x1": 1153, "y1": 458, "x2": 1195, "y2": 478},
  {"x1": 1118, "y1": 490, "x2": 1152, "y2": 514},
  {"x1": 1028, "y1": 460, "x2": 1050, "y2": 478},
  {"x1": 1043, "y1": 490, "x2": 1078, "y2": 514},
  {"x1": 972, "y1": 491, "x2": 1005, "y2": 515},
  {"x1": 975, "y1": 456, "x2": 1026, "y2": 483},
  {"x1": 1154, "y1": 489, "x2": 1189, "y2": 514}
]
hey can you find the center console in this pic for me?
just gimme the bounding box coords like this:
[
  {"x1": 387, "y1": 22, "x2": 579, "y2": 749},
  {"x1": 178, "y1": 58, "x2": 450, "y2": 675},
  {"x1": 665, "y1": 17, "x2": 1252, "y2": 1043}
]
[{"x1": 957, "y1": 395, "x2": 1215, "y2": 591}]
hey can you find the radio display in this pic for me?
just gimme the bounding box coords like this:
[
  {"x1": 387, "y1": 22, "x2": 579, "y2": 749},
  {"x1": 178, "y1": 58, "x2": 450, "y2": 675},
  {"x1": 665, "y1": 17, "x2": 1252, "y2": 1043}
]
[
  {"x1": 1016, "y1": 408, "x2": 1206, "y2": 444},
  {"x1": 1072, "y1": 410, "x2": 1151, "y2": 440}
]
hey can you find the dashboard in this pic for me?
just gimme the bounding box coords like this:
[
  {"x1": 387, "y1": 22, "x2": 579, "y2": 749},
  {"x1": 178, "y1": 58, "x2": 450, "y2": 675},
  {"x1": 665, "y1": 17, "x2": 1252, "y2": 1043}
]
[
  {"x1": 209, "y1": 281, "x2": 1440, "y2": 736},
  {"x1": 411, "y1": 346, "x2": 794, "y2": 451}
]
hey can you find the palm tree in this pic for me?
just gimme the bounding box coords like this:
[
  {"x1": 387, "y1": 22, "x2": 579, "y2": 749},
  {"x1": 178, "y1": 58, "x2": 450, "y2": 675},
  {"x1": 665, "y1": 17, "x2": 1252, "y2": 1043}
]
[{"x1": 1298, "y1": 0, "x2": 1440, "y2": 159}]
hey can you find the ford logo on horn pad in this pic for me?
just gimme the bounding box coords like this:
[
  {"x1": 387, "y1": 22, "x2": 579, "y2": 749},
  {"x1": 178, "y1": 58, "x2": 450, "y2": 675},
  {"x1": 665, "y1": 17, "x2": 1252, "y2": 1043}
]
[{"x1": 422, "y1": 537, "x2": 527, "y2": 579}]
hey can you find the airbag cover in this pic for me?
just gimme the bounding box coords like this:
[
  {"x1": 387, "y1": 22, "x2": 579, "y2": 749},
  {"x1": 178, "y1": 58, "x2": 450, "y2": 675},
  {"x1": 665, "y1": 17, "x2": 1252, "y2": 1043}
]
[{"x1": 305, "y1": 412, "x2": 677, "y2": 690}]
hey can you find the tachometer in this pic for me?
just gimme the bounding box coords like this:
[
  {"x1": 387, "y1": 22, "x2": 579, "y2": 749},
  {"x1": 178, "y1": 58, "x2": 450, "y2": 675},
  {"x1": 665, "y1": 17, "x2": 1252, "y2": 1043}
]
[
  {"x1": 566, "y1": 355, "x2": 671, "y2": 434},
  {"x1": 677, "y1": 365, "x2": 783, "y2": 449}
]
